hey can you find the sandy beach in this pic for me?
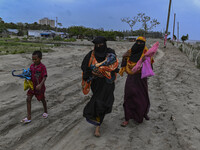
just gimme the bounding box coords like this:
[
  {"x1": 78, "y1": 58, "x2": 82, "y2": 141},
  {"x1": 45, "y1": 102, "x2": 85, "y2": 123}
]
[{"x1": 0, "y1": 38, "x2": 200, "y2": 150}]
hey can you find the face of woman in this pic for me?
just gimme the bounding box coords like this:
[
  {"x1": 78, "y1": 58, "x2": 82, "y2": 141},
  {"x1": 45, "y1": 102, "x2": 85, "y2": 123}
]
[
  {"x1": 95, "y1": 43, "x2": 104, "y2": 47},
  {"x1": 136, "y1": 40, "x2": 145, "y2": 45}
]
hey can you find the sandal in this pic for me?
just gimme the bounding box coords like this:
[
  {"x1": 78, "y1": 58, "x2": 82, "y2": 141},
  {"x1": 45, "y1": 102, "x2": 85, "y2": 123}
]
[
  {"x1": 121, "y1": 121, "x2": 129, "y2": 127},
  {"x1": 42, "y1": 113, "x2": 48, "y2": 118},
  {"x1": 21, "y1": 117, "x2": 31, "y2": 124}
]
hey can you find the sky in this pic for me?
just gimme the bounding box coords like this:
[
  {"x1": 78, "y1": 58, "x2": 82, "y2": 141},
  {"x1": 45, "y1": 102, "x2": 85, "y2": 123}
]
[{"x1": 0, "y1": 0, "x2": 200, "y2": 40}]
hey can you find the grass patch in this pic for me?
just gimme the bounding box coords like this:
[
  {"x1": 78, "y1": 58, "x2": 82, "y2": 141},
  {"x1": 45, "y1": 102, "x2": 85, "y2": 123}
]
[
  {"x1": 64, "y1": 38, "x2": 76, "y2": 42},
  {"x1": 0, "y1": 38, "x2": 54, "y2": 55}
]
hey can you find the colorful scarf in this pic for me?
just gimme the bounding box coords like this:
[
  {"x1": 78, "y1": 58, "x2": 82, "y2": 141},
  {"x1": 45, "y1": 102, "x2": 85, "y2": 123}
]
[{"x1": 82, "y1": 51, "x2": 118, "y2": 95}]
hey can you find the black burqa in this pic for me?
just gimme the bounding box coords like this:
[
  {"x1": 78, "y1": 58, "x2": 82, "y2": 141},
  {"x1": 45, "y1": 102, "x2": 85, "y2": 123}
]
[
  {"x1": 81, "y1": 36, "x2": 116, "y2": 125},
  {"x1": 129, "y1": 40, "x2": 145, "y2": 62}
]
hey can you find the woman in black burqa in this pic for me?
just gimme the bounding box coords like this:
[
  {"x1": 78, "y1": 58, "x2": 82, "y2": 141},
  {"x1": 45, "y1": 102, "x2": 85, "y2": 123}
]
[{"x1": 81, "y1": 36, "x2": 118, "y2": 137}]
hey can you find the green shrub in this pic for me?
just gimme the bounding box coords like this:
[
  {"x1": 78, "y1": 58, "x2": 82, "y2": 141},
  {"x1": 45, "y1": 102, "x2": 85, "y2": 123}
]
[
  {"x1": 13, "y1": 37, "x2": 20, "y2": 42},
  {"x1": 53, "y1": 36, "x2": 63, "y2": 41},
  {"x1": 64, "y1": 38, "x2": 76, "y2": 42}
]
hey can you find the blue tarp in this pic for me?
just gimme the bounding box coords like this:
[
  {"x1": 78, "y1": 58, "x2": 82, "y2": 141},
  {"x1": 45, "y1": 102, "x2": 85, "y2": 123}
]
[{"x1": 40, "y1": 33, "x2": 51, "y2": 35}]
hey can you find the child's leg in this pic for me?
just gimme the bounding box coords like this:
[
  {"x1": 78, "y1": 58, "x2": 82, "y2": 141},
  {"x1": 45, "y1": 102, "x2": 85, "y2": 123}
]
[
  {"x1": 41, "y1": 99, "x2": 47, "y2": 113},
  {"x1": 26, "y1": 95, "x2": 33, "y2": 120}
]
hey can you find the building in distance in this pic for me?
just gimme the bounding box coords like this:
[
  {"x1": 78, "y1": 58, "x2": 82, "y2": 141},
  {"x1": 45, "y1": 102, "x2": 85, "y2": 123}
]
[{"x1": 38, "y1": 18, "x2": 55, "y2": 28}]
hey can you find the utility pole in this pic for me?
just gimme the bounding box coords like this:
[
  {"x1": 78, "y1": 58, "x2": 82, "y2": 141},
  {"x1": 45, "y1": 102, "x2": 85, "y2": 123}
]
[
  {"x1": 172, "y1": 13, "x2": 176, "y2": 41},
  {"x1": 164, "y1": 0, "x2": 172, "y2": 48},
  {"x1": 56, "y1": 17, "x2": 58, "y2": 32},
  {"x1": 177, "y1": 22, "x2": 179, "y2": 42}
]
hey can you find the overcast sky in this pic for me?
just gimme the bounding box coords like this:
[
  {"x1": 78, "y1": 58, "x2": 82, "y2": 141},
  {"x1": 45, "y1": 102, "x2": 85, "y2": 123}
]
[{"x1": 0, "y1": 0, "x2": 200, "y2": 40}]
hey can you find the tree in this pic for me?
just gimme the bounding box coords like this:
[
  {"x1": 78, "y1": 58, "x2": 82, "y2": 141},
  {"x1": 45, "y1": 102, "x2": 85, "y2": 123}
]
[
  {"x1": 17, "y1": 22, "x2": 24, "y2": 30},
  {"x1": 137, "y1": 13, "x2": 160, "y2": 36},
  {"x1": 121, "y1": 17, "x2": 138, "y2": 34},
  {"x1": 17, "y1": 30, "x2": 24, "y2": 36},
  {"x1": 4, "y1": 22, "x2": 17, "y2": 29},
  {"x1": 0, "y1": 17, "x2": 6, "y2": 33},
  {"x1": 181, "y1": 34, "x2": 188, "y2": 43},
  {"x1": 57, "y1": 23, "x2": 62, "y2": 27}
]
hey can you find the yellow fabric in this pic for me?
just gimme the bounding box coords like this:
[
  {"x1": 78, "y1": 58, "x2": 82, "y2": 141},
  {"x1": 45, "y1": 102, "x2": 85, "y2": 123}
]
[
  {"x1": 119, "y1": 67, "x2": 125, "y2": 76},
  {"x1": 96, "y1": 117, "x2": 100, "y2": 122},
  {"x1": 122, "y1": 46, "x2": 148, "y2": 75},
  {"x1": 136, "y1": 36, "x2": 146, "y2": 42},
  {"x1": 125, "y1": 58, "x2": 137, "y2": 75},
  {"x1": 24, "y1": 79, "x2": 34, "y2": 91}
]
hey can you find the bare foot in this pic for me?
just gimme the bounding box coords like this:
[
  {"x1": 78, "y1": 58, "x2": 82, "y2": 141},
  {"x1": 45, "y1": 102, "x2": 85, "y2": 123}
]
[{"x1": 94, "y1": 126, "x2": 100, "y2": 137}]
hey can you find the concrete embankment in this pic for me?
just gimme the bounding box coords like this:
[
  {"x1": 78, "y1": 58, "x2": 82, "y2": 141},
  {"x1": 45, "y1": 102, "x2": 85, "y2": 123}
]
[{"x1": 173, "y1": 42, "x2": 200, "y2": 68}]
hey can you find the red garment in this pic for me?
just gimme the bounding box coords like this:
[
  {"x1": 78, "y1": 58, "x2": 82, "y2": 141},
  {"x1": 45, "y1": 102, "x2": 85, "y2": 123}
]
[
  {"x1": 27, "y1": 90, "x2": 45, "y2": 101},
  {"x1": 27, "y1": 63, "x2": 47, "y2": 101}
]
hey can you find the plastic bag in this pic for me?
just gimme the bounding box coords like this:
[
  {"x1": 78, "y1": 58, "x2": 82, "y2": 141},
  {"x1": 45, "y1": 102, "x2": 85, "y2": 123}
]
[
  {"x1": 141, "y1": 57, "x2": 154, "y2": 79},
  {"x1": 24, "y1": 79, "x2": 34, "y2": 91}
]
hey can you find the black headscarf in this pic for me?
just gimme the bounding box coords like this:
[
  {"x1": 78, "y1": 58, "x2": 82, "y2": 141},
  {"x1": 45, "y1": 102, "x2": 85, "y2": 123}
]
[
  {"x1": 129, "y1": 40, "x2": 145, "y2": 62},
  {"x1": 92, "y1": 36, "x2": 108, "y2": 62}
]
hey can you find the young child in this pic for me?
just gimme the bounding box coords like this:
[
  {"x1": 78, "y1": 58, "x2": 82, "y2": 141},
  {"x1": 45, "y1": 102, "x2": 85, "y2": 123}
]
[{"x1": 21, "y1": 50, "x2": 48, "y2": 123}]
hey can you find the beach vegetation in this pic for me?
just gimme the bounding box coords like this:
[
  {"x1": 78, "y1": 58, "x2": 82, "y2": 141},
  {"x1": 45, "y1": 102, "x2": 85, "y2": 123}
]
[
  {"x1": 179, "y1": 44, "x2": 183, "y2": 52},
  {"x1": 53, "y1": 36, "x2": 63, "y2": 41},
  {"x1": 64, "y1": 38, "x2": 76, "y2": 42},
  {"x1": 0, "y1": 38, "x2": 53, "y2": 55},
  {"x1": 181, "y1": 34, "x2": 189, "y2": 43}
]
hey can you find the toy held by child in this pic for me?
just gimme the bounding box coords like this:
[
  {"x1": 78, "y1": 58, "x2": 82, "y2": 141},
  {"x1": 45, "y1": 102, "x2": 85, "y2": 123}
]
[{"x1": 12, "y1": 68, "x2": 34, "y2": 90}]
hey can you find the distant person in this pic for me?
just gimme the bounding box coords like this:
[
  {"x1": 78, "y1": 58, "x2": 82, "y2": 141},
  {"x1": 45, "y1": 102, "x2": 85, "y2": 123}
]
[
  {"x1": 81, "y1": 36, "x2": 119, "y2": 137},
  {"x1": 21, "y1": 50, "x2": 48, "y2": 123},
  {"x1": 119, "y1": 36, "x2": 154, "y2": 127}
]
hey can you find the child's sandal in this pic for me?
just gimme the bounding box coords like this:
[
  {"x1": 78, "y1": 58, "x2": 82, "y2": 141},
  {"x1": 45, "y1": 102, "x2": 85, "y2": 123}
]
[
  {"x1": 21, "y1": 117, "x2": 31, "y2": 124},
  {"x1": 42, "y1": 113, "x2": 48, "y2": 118}
]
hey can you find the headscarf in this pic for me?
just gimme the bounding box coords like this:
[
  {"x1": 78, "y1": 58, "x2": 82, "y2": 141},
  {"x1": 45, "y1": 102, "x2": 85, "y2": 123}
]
[
  {"x1": 129, "y1": 37, "x2": 146, "y2": 62},
  {"x1": 92, "y1": 36, "x2": 108, "y2": 62}
]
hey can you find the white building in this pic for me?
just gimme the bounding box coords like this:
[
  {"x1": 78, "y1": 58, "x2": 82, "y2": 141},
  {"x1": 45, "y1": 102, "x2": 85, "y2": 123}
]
[
  {"x1": 28, "y1": 30, "x2": 68, "y2": 38},
  {"x1": 7, "y1": 29, "x2": 18, "y2": 34},
  {"x1": 28, "y1": 30, "x2": 43, "y2": 37}
]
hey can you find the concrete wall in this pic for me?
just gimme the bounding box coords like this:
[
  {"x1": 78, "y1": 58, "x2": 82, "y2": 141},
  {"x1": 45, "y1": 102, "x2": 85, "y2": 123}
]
[{"x1": 174, "y1": 42, "x2": 200, "y2": 68}]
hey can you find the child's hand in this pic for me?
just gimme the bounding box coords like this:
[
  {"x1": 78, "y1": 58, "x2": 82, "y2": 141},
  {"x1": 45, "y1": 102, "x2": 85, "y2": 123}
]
[
  {"x1": 95, "y1": 63, "x2": 101, "y2": 67},
  {"x1": 95, "y1": 58, "x2": 108, "y2": 67},
  {"x1": 36, "y1": 84, "x2": 42, "y2": 90}
]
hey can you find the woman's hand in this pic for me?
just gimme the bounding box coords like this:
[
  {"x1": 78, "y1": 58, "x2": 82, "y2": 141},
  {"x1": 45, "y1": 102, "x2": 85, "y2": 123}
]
[{"x1": 142, "y1": 56, "x2": 146, "y2": 62}]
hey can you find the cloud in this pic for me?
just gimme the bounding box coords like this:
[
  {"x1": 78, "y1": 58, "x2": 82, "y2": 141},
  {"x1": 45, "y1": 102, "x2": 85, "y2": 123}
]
[
  {"x1": 43, "y1": 0, "x2": 78, "y2": 3},
  {"x1": 193, "y1": 0, "x2": 200, "y2": 7}
]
